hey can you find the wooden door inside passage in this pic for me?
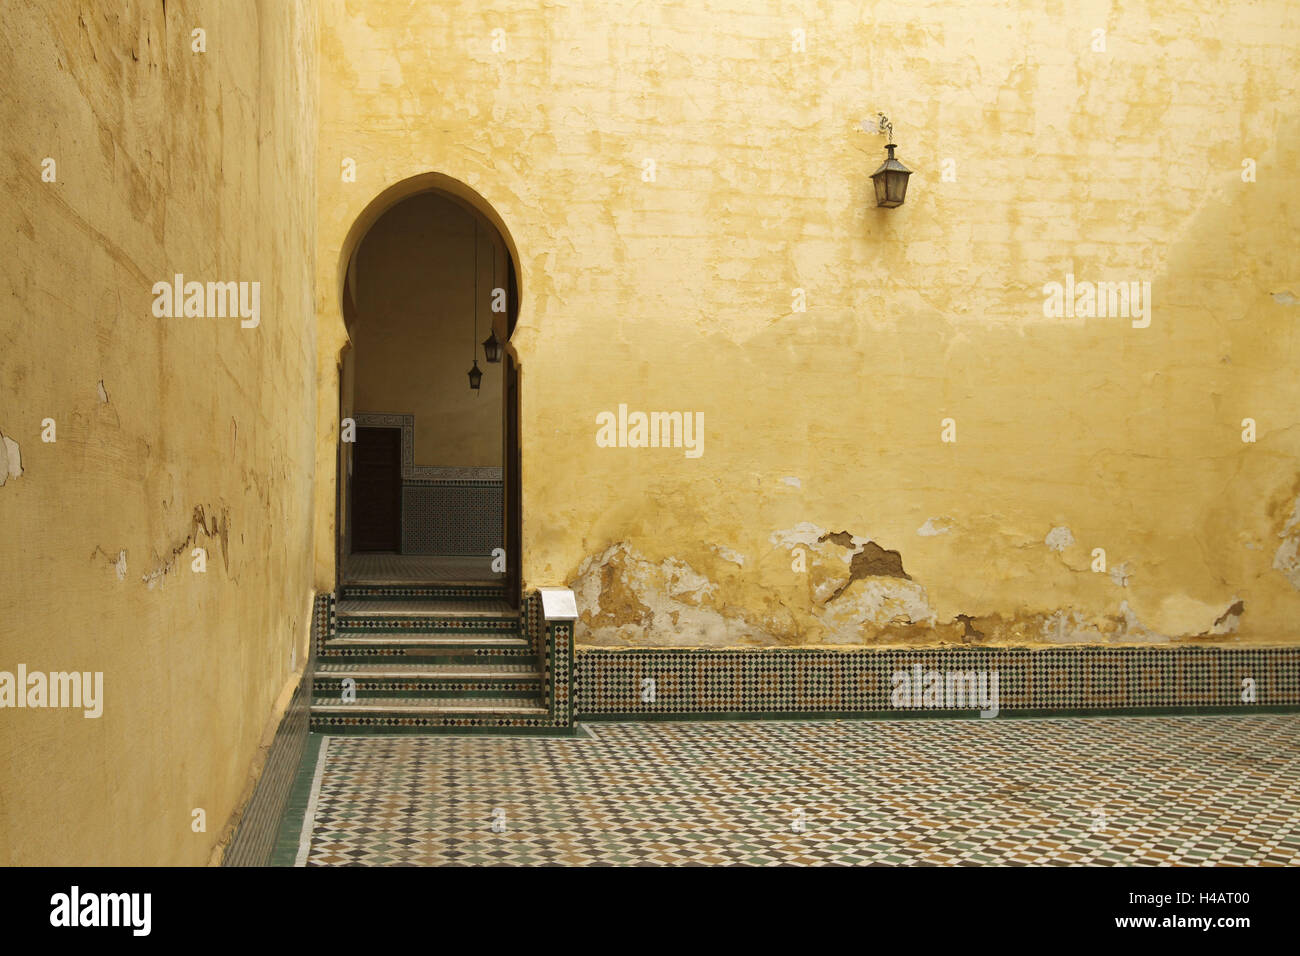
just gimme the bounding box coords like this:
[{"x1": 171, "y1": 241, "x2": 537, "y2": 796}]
[{"x1": 351, "y1": 426, "x2": 402, "y2": 552}]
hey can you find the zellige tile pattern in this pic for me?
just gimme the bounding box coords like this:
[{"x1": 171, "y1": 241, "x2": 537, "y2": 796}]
[{"x1": 297, "y1": 714, "x2": 1300, "y2": 866}]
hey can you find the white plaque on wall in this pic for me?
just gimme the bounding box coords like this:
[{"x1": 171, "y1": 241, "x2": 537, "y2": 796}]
[{"x1": 538, "y1": 587, "x2": 578, "y2": 621}]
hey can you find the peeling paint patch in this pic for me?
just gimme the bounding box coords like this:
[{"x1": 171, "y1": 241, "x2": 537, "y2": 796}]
[
  {"x1": 1042, "y1": 609, "x2": 1110, "y2": 644},
  {"x1": 711, "y1": 544, "x2": 746, "y2": 566},
  {"x1": 781, "y1": 476, "x2": 801, "y2": 487},
  {"x1": 141, "y1": 503, "x2": 233, "y2": 589},
  {"x1": 1273, "y1": 496, "x2": 1300, "y2": 590},
  {"x1": 91, "y1": 546, "x2": 128, "y2": 581},
  {"x1": 0, "y1": 431, "x2": 22, "y2": 485},
  {"x1": 1273, "y1": 291, "x2": 1297, "y2": 305},
  {"x1": 819, "y1": 530, "x2": 855, "y2": 549},
  {"x1": 820, "y1": 577, "x2": 935, "y2": 634},
  {"x1": 570, "y1": 541, "x2": 767, "y2": 646},
  {"x1": 769, "y1": 522, "x2": 826, "y2": 549},
  {"x1": 917, "y1": 516, "x2": 952, "y2": 536},
  {"x1": 1045, "y1": 526, "x2": 1075, "y2": 552},
  {"x1": 1117, "y1": 602, "x2": 1171, "y2": 643},
  {"x1": 1211, "y1": 600, "x2": 1245, "y2": 635},
  {"x1": 97, "y1": 380, "x2": 109, "y2": 403},
  {"x1": 1109, "y1": 562, "x2": 1133, "y2": 587},
  {"x1": 827, "y1": 540, "x2": 912, "y2": 601}
]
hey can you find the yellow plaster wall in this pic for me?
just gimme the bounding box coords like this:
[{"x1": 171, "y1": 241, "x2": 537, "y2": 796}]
[
  {"x1": 352, "y1": 192, "x2": 505, "y2": 467},
  {"x1": 0, "y1": 0, "x2": 319, "y2": 864},
  {"x1": 314, "y1": 1, "x2": 1300, "y2": 647}
]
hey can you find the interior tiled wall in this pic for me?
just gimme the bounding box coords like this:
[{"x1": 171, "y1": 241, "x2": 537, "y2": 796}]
[
  {"x1": 352, "y1": 413, "x2": 503, "y2": 555},
  {"x1": 401, "y1": 479, "x2": 502, "y2": 555}
]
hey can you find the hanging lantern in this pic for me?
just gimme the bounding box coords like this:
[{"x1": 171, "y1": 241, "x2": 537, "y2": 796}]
[
  {"x1": 871, "y1": 143, "x2": 912, "y2": 208},
  {"x1": 467, "y1": 221, "x2": 484, "y2": 390},
  {"x1": 482, "y1": 328, "x2": 501, "y2": 363}
]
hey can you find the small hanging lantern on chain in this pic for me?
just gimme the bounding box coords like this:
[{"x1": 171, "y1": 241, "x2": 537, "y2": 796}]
[
  {"x1": 870, "y1": 113, "x2": 912, "y2": 208},
  {"x1": 468, "y1": 220, "x2": 483, "y2": 391}
]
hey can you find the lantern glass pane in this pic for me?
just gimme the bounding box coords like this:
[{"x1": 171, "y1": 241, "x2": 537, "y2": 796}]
[{"x1": 888, "y1": 172, "x2": 905, "y2": 204}]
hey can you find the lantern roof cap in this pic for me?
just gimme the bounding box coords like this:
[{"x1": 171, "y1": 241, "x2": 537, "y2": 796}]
[{"x1": 872, "y1": 144, "x2": 911, "y2": 177}]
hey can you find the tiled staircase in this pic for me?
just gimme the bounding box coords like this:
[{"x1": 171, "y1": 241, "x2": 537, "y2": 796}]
[{"x1": 310, "y1": 579, "x2": 552, "y2": 732}]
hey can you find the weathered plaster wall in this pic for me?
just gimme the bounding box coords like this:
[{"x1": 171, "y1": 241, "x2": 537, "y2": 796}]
[
  {"x1": 314, "y1": 1, "x2": 1300, "y2": 647},
  {"x1": 1, "y1": 1, "x2": 318, "y2": 864},
  {"x1": 352, "y1": 192, "x2": 504, "y2": 467}
]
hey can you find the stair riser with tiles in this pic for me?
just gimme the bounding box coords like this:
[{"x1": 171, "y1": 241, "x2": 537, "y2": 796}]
[
  {"x1": 313, "y1": 678, "x2": 543, "y2": 699},
  {"x1": 339, "y1": 584, "x2": 506, "y2": 602},
  {"x1": 335, "y1": 618, "x2": 519, "y2": 635}
]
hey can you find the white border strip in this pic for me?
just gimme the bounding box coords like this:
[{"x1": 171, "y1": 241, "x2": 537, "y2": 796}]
[{"x1": 294, "y1": 735, "x2": 331, "y2": 867}]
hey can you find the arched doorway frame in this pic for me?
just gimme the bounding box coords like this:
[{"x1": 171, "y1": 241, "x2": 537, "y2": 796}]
[{"x1": 335, "y1": 173, "x2": 524, "y2": 605}]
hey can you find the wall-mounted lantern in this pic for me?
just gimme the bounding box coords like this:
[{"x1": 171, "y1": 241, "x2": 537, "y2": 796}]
[
  {"x1": 468, "y1": 358, "x2": 483, "y2": 390},
  {"x1": 482, "y1": 328, "x2": 501, "y2": 363},
  {"x1": 869, "y1": 114, "x2": 911, "y2": 208}
]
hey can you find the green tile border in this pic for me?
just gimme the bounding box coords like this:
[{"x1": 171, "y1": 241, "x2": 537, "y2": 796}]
[
  {"x1": 268, "y1": 732, "x2": 327, "y2": 867},
  {"x1": 315, "y1": 723, "x2": 587, "y2": 737}
]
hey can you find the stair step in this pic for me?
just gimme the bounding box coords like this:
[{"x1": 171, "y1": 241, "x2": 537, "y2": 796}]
[
  {"x1": 327, "y1": 633, "x2": 530, "y2": 648},
  {"x1": 312, "y1": 665, "x2": 540, "y2": 697},
  {"x1": 315, "y1": 662, "x2": 539, "y2": 678},
  {"x1": 341, "y1": 582, "x2": 505, "y2": 600},
  {"x1": 313, "y1": 663, "x2": 543, "y2": 696},
  {"x1": 318, "y1": 632, "x2": 535, "y2": 664},
  {"x1": 311, "y1": 696, "x2": 548, "y2": 716},
  {"x1": 337, "y1": 598, "x2": 515, "y2": 617}
]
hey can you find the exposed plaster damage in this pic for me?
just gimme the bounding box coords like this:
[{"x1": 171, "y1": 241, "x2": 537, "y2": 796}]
[
  {"x1": 820, "y1": 534, "x2": 913, "y2": 602},
  {"x1": 917, "y1": 516, "x2": 953, "y2": 536},
  {"x1": 571, "y1": 517, "x2": 1255, "y2": 648},
  {"x1": 1045, "y1": 526, "x2": 1075, "y2": 552},
  {"x1": 710, "y1": 544, "x2": 746, "y2": 566},
  {"x1": 570, "y1": 542, "x2": 776, "y2": 646},
  {"x1": 1272, "y1": 495, "x2": 1300, "y2": 590},
  {"x1": 572, "y1": 528, "x2": 938, "y2": 646},
  {"x1": 1212, "y1": 600, "x2": 1245, "y2": 634},
  {"x1": 141, "y1": 504, "x2": 232, "y2": 589},
  {"x1": 1043, "y1": 609, "x2": 1113, "y2": 643},
  {"x1": 91, "y1": 546, "x2": 128, "y2": 581},
  {"x1": 0, "y1": 431, "x2": 23, "y2": 486},
  {"x1": 768, "y1": 521, "x2": 829, "y2": 550}
]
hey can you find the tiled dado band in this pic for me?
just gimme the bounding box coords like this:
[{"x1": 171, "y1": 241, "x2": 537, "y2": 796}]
[
  {"x1": 401, "y1": 480, "x2": 502, "y2": 555},
  {"x1": 574, "y1": 646, "x2": 1300, "y2": 718}
]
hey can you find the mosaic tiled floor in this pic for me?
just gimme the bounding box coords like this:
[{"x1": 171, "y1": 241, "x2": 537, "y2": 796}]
[{"x1": 293, "y1": 715, "x2": 1300, "y2": 866}]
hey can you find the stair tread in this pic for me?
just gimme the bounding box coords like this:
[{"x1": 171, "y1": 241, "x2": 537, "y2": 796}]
[
  {"x1": 337, "y1": 598, "x2": 515, "y2": 617},
  {"x1": 344, "y1": 578, "x2": 504, "y2": 588},
  {"x1": 311, "y1": 697, "x2": 548, "y2": 715},
  {"x1": 326, "y1": 633, "x2": 530, "y2": 646},
  {"x1": 315, "y1": 663, "x2": 541, "y2": 678}
]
